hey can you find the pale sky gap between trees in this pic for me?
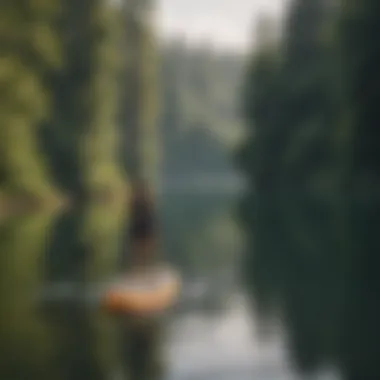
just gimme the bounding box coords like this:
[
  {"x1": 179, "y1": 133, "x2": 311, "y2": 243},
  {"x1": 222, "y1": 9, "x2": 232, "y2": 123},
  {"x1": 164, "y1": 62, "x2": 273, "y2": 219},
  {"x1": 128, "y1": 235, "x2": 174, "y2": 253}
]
[{"x1": 156, "y1": 0, "x2": 287, "y2": 52}]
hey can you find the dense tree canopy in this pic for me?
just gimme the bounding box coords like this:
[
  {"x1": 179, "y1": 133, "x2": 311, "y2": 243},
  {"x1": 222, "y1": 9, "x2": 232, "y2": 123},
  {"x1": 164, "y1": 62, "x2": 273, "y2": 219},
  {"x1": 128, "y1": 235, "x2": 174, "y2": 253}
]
[
  {"x1": 0, "y1": 0, "x2": 161, "y2": 206},
  {"x1": 237, "y1": 0, "x2": 380, "y2": 378},
  {"x1": 40, "y1": 0, "x2": 125, "y2": 199},
  {"x1": 0, "y1": 0, "x2": 61, "y2": 199}
]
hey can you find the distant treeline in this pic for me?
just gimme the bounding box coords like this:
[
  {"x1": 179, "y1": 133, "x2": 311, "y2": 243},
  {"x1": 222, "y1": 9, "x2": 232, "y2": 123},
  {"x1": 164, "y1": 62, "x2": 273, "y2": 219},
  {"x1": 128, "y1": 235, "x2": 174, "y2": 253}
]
[
  {"x1": 158, "y1": 41, "x2": 245, "y2": 280},
  {"x1": 160, "y1": 41, "x2": 245, "y2": 179},
  {"x1": 237, "y1": 0, "x2": 380, "y2": 379}
]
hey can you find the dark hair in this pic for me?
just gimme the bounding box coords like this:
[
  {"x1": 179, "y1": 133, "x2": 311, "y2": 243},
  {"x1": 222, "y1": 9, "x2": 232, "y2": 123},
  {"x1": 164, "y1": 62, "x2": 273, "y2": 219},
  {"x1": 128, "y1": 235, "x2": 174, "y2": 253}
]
[{"x1": 128, "y1": 181, "x2": 156, "y2": 241}]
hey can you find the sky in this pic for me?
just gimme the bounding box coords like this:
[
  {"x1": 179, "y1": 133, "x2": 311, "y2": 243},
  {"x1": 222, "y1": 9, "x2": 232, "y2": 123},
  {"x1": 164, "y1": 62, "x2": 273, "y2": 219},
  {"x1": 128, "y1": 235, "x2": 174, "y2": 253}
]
[{"x1": 156, "y1": 0, "x2": 287, "y2": 52}]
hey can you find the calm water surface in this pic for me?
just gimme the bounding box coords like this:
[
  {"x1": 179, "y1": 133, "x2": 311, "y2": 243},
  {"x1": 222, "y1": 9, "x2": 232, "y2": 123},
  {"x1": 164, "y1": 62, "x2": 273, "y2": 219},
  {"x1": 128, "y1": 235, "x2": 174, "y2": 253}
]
[{"x1": 0, "y1": 193, "x2": 340, "y2": 380}]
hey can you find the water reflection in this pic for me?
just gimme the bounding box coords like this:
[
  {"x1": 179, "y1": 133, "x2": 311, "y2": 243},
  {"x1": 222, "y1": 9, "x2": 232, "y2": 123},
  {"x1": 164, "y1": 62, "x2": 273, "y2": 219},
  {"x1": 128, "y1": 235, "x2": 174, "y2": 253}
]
[
  {"x1": 0, "y1": 191, "x2": 331, "y2": 380},
  {"x1": 0, "y1": 211, "x2": 58, "y2": 380},
  {"x1": 0, "y1": 201, "x2": 130, "y2": 380},
  {"x1": 43, "y1": 200, "x2": 131, "y2": 380}
]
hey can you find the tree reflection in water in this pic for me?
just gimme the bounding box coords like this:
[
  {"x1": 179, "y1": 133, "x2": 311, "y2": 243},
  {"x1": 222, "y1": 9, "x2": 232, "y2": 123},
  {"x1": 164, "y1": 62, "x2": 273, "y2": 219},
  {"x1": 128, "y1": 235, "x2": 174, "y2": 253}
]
[{"x1": 0, "y1": 189, "x2": 249, "y2": 380}]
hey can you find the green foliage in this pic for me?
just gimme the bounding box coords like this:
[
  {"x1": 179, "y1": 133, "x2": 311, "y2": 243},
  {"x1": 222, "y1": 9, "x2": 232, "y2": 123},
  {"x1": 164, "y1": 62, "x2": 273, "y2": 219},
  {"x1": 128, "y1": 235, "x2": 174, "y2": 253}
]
[
  {"x1": 41, "y1": 0, "x2": 125, "y2": 198},
  {"x1": 81, "y1": 200, "x2": 127, "y2": 282},
  {"x1": 160, "y1": 41, "x2": 245, "y2": 162},
  {"x1": 336, "y1": 1, "x2": 380, "y2": 378},
  {"x1": 0, "y1": 1, "x2": 128, "y2": 202},
  {"x1": 237, "y1": 0, "x2": 380, "y2": 378},
  {"x1": 42, "y1": 204, "x2": 127, "y2": 380},
  {"x1": 82, "y1": 1, "x2": 125, "y2": 196},
  {"x1": 0, "y1": 211, "x2": 58, "y2": 379},
  {"x1": 121, "y1": 0, "x2": 159, "y2": 187},
  {"x1": 0, "y1": 0, "x2": 61, "y2": 199}
]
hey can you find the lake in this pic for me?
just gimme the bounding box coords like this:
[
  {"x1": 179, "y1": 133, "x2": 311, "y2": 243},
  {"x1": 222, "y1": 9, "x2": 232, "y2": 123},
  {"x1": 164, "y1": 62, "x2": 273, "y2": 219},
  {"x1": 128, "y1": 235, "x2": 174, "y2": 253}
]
[{"x1": 0, "y1": 190, "x2": 340, "y2": 380}]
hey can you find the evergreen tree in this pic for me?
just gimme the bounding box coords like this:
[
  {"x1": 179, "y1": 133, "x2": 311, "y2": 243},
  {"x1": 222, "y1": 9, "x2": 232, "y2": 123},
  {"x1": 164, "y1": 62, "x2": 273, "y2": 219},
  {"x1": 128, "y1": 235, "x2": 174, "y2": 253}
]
[
  {"x1": 238, "y1": 0, "x2": 349, "y2": 375},
  {"x1": 337, "y1": 1, "x2": 380, "y2": 378},
  {"x1": 121, "y1": 0, "x2": 159, "y2": 188},
  {"x1": 41, "y1": 0, "x2": 125, "y2": 199},
  {"x1": 0, "y1": 0, "x2": 61, "y2": 201}
]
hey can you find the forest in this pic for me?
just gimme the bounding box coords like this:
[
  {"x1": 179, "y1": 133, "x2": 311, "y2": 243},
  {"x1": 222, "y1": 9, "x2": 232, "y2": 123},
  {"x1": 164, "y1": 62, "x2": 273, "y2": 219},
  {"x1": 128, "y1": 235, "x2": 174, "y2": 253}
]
[
  {"x1": 0, "y1": 0, "x2": 245, "y2": 299},
  {"x1": 0, "y1": 1, "x2": 243, "y2": 212},
  {"x1": 4, "y1": 0, "x2": 380, "y2": 379},
  {"x1": 0, "y1": 0, "x2": 161, "y2": 212},
  {"x1": 0, "y1": 2, "x2": 245, "y2": 377},
  {"x1": 160, "y1": 40, "x2": 244, "y2": 179},
  {"x1": 237, "y1": 0, "x2": 380, "y2": 379}
]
